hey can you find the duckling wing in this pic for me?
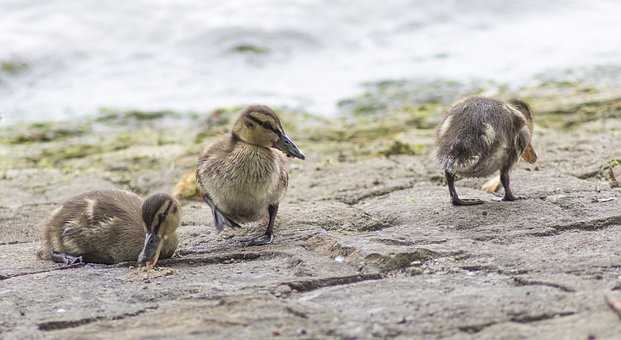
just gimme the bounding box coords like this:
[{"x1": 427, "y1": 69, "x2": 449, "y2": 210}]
[
  {"x1": 196, "y1": 136, "x2": 235, "y2": 188},
  {"x1": 197, "y1": 138, "x2": 245, "y2": 231},
  {"x1": 272, "y1": 151, "x2": 289, "y2": 202},
  {"x1": 515, "y1": 125, "x2": 531, "y2": 160},
  {"x1": 40, "y1": 190, "x2": 144, "y2": 264}
]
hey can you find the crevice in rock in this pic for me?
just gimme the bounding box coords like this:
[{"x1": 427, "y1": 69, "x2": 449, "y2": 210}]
[
  {"x1": 458, "y1": 321, "x2": 498, "y2": 334},
  {"x1": 283, "y1": 273, "x2": 383, "y2": 293},
  {"x1": 509, "y1": 311, "x2": 576, "y2": 323},
  {"x1": 524, "y1": 215, "x2": 621, "y2": 238},
  {"x1": 336, "y1": 183, "x2": 412, "y2": 206},
  {"x1": 373, "y1": 238, "x2": 448, "y2": 247},
  {"x1": 512, "y1": 277, "x2": 576, "y2": 292},
  {"x1": 109, "y1": 251, "x2": 286, "y2": 268},
  {"x1": 0, "y1": 240, "x2": 32, "y2": 246},
  {"x1": 0, "y1": 263, "x2": 83, "y2": 281},
  {"x1": 284, "y1": 306, "x2": 308, "y2": 319},
  {"x1": 37, "y1": 306, "x2": 157, "y2": 331},
  {"x1": 157, "y1": 251, "x2": 280, "y2": 267}
]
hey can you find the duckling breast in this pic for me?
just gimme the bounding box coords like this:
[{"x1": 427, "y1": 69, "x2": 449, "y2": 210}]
[{"x1": 198, "y1": 144, "x2": 287, "y2": 222}]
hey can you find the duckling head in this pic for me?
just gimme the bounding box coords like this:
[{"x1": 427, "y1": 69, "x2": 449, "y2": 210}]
[
  {"x1": 232, "y1": 105, "x2": 305, "y2": 159},
  {"x1": 509, "y1": 99, "x2": 538, "y2": 164},
  {"x1": 138, "y1": 193, "x2": 180, "y2": 269}
]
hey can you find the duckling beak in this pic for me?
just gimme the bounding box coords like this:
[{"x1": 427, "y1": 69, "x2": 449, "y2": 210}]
[
  {"x1": 138, "y1": 232, "x2": 163, "y2": 269},
  {"x1": 274, "y1": 133, "x2": 305, "y2": 160},
  {"x1": 522, "y1": 143, "x2": 538, "y2": 164}
]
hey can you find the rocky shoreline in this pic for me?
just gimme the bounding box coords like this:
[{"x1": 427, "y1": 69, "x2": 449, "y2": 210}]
[{"x1": 2, "y1": 80, "x2": 621, "y2": 339}]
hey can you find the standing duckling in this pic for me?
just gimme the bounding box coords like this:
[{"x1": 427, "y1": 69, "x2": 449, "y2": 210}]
[
  {"x1": 196, "y1": 105, "x2": 305, "y2": 246},
  {"x1": 37, "y1": 190, "x2": 180, "y2": 268},
  {"x1": 436, "y1": 97, "x2": 537, "y2": 206}
]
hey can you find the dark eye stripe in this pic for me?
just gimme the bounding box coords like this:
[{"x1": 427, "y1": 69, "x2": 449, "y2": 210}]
[
  {"x1": 247, "y1": 115, "x2": 280, "y2": 135},
  {"x1": 153, "y1": 201, "x2": 173, "y2": 234}
]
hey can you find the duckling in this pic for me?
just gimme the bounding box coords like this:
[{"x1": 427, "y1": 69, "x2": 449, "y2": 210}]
[
  {"x1": 37, "y1": 190, "x2": 180, "y2": 268},
  {"x1": 436, "y1": 97, "x2": 537, "y2": 205},
  {"x1": 196, "y1": 105, "x2": 305, "y2": 246}
]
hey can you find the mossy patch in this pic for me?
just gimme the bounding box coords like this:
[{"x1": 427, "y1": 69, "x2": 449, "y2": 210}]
[
  {"x1": 96, "y1": 109, "x2": 186, "y2": 123},
  {"x1": 379, "y1": 140, "x2": 426, "y2": 157},
  {"x1": 25, "y1": 129, "x2": 173, "y2": 168},
  {"x1": 31, "y1": 144, "x2": 112, "y2": 167},
  {"x1": 0, "y1": 122, "x2": 89, "y2": 144},
  {"x1": 537, "y1": 97, "x2": 621, "y2": 129},
  {"x1": 230, "y1": 44, "x2": 270, "y2": 54},
  {"x1": 1, "y1": 61, "x2": 29, "y2": 75}
]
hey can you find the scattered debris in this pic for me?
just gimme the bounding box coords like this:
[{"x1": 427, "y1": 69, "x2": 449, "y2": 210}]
[{"x1": 127, "y1": 266, "x2": 175, "y2": 282}]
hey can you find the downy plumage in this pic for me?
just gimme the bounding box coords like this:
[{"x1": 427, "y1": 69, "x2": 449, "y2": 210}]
[
  {"x1": 436, "y1": 97, "x2": 537, "y2": 205},
  {"x1": 37, "y1": 190, "x2": 179, "y2": 268},
  {"x1": 196, "y1": 105, "x2": 305, "y2": 245}
]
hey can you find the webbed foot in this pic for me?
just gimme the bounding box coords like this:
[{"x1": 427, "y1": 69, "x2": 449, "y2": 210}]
[
  {"x1": 243, "y1": 233, "x2": 274, "y2": 247},
  {"x1": 501, "y1": 194, "x2": 523, "y2": 202},
  {"x1": 51, "y1": 252, "x2": 84, "y2": 265},
  {"x1": 452, "y1": 198, "x2": 485, "y2": 206}
]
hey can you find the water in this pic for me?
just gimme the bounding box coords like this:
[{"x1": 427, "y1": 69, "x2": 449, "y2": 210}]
[{"x1": 1, "y1": 0, "x2": 620, "y2": 123}]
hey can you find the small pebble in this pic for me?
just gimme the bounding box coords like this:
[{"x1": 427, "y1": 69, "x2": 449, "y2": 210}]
[{"x1": 334, "y1": 256, "x2": 345, "y2": 263}]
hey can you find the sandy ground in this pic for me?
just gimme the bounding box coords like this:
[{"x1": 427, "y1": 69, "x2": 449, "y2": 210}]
[{"x1": 2, "y1": 82, "x2": 621, "y2": 339}]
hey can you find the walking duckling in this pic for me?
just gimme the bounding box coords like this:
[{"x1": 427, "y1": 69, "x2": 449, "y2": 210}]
[
  {"x1": 37, "y1": 190, "x2": 180, "y2": 268},
  {"x1": 436, "y1": 97, "x2": 537, "y2": 206},
  {"x1": 196, "y1": 105, "x2": 305, "y2": 246}
]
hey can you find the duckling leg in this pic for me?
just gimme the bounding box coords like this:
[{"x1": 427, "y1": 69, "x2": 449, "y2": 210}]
[
  {"x1": 245, "y1": 204, "x2": 277, "y2": 246},
  {"x1": 445, "y1": 171, "x2": 484, "y2": 206},
  {"x1": 202, "y1": 193, "x2": 242, "y2": 231},
  {"x1": 500, "y1": 169, "x2": 519, "y2": 201},
  {"x1": 51, "y1": 251, "x2": 83, "y2": 265}
]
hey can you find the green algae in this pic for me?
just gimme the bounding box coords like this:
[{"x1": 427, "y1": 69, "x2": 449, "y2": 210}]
[
  {"x1": 96, "y1": 109, "x2": 183, "y2": 122},
  {"x1": 1, "y1": 61, "x2": 28, "y2": 75},
  {"x1": 230, "y1": 44, "x2": 270, "y2": 54},
  {"x1": 536, "y1": 97, "x2": 621, "y2": 129},
  {"x1": 0, "y1": 122, "x2": 90, "y2": 144},
  {"x1": 379, "y1": 140, "x2": 426, "y2": 157}
]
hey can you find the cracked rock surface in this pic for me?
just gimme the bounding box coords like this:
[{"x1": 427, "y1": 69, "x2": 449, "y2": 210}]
[{"x1": 2, "y1": 83, "x2": 621, "y2": 339}]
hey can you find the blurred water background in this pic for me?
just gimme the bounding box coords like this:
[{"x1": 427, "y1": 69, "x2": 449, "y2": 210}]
[{"x1": 1, "y1": 0, "x2": 621, "y2": 123}]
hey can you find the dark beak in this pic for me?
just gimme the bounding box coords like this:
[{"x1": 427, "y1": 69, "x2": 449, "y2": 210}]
[
  {"x1": 138, "y1": 232, "x2": 161, "y2": 266},
  {"x1": 274, "y1": 133, "x2": 305, "y2": 160}
]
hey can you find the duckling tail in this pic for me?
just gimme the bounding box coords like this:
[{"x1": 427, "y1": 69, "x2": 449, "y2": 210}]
[{"x1": 439, "y1": 141, "x2": 483, "y2": 174}]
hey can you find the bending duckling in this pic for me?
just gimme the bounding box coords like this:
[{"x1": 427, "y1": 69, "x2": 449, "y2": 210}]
[
  {"x1": 196, "y1": 105, "x2": 305, "y2": 246},
  {"x1": 37, "y1": 190, "x2": 180, "y2": 268},
  {"x1": 436, "y1": 97, "x2": 537, "y2": 206}
]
